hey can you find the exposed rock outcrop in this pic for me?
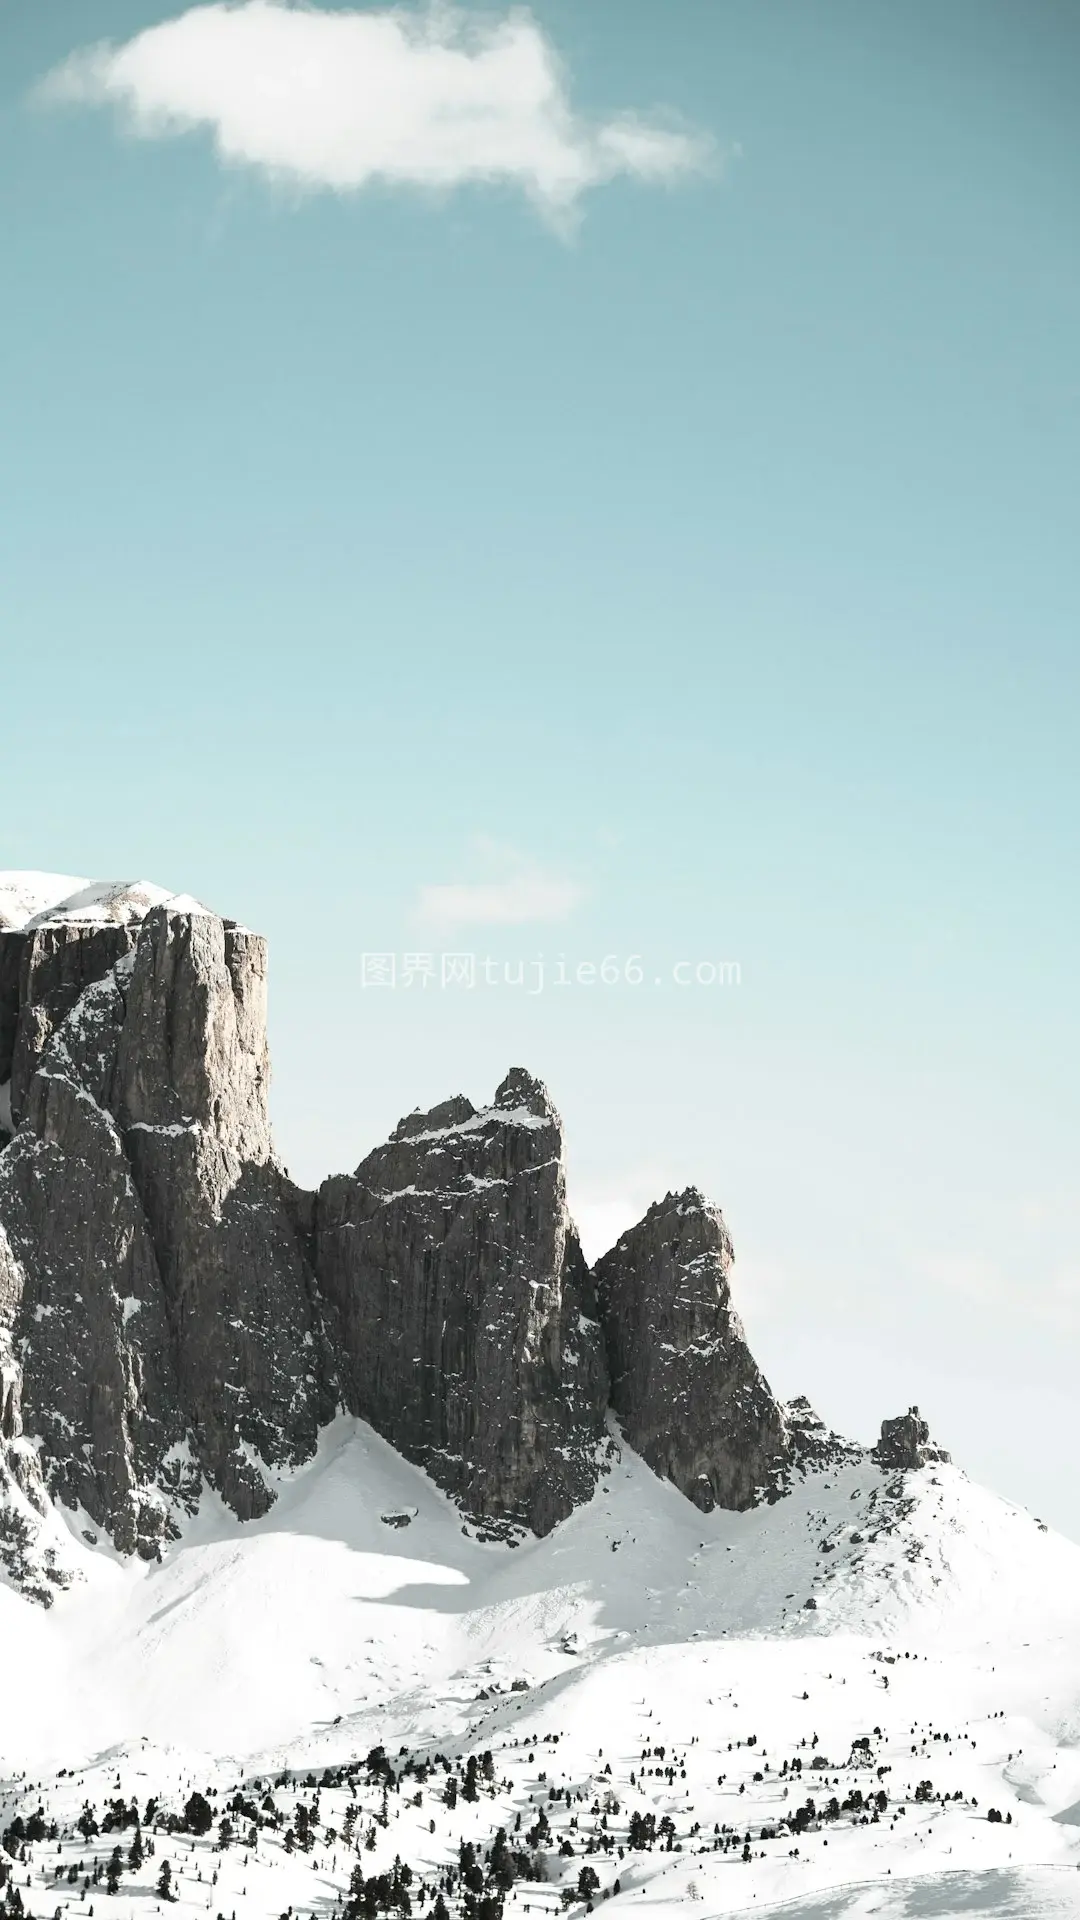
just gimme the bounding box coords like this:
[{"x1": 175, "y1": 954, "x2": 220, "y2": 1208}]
[
  {"x1": 873, "y1": 1406, "x2": 950, "y2": 1471},
  {"x1": 782, "y1": 1396, "x2": 863, "y2": 1475},
  {"x1": 2, "y1": 921, "x2": 137, "y2": 1127},
  {"x1": 593, "y1": 1188, "x2": 788, "y2": 1511},
  {"x1": 0, "y1": 1224, "x2": 75, "y2": 1605},
  {"x1": 0, "y1": 870, "x2": 957, "y2": 1597},
  {"x1": 108, "y1": 910, "x2": 338, "y2": 1517},
  {"x1": 314, "y1": 1068, "x2": 609, "y2": 1536},
  {"x1": 0, "y1": 895, "x2": 336, "y2": 1567}
]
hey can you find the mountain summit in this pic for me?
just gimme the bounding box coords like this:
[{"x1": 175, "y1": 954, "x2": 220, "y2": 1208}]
[
  {"x1": 1, "y1": 875, "x2": 942, "y2": 1600},
  {"x1": 2, "y1": 877, "x2": 1077, "y2": 1920}
]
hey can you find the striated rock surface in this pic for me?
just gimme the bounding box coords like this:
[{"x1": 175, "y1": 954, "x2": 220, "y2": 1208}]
[
  {"x1": 0, "y1": 870, "x2": 958, "y2": 1596},
  {"x1": 0, "y1": 1223, "x2": 76, "y2": 1605},
  {"x1": 593, "y1": 1188, "x2": 788, "y2": 1511},
  {"x1": 314, "y1": 1067, "x2": 609, "y2": 1536},
  {"x1": 873, "y1": 1406, "x2": 951, "y2": 1471},
  {"x1": 0, "y1": 889, "x2": 336, "y2": 1571},
  {"x1": 3, "y1": 922, "x2": 137, "y2": 1127},
  {"x1": 0, "y1": 879, "x2": 207, "y2": 1130},
  {"x1": 107, "y1": 910, "x2": 338, "y2": 1518}
]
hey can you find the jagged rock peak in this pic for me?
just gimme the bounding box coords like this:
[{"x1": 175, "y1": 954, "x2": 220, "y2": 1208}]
[
  {"x1": 494, "y1": 1066, "x2": 560, "y2": 1121},
  {"x1": 391, "y1": 1093, "x2": 477, "y2": 1141},
  {"x1": 315, "y1": 1068, "x2": 608, "y2": 1537},
  {"x1": 594, "y1": 1188, "x2": 787, "y2": 1513},
  {"x1": 782, "y1": 1396, "x2": 864, "y2": 1473},
  {"x1": 873, "y1": 1406, "x2": 951, "y2": 1471},
  {"x1": 608, "y1": 1186, "x2": 733, "y2": 1257},
  {"x1": 0, "y1": 876, "x2": 968, "y2": 1585},
  {"x1": 388, "y1": 1069, "x2": 559, "y2": 1146}
]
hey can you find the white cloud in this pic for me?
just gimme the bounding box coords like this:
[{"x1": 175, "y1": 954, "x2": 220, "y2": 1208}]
[
  {"x1": 414, "y1": 869, "x2": 583, "y2": 930},
  {"x1": 41, "y1": 1, "x2": 712, "y2": 225}
]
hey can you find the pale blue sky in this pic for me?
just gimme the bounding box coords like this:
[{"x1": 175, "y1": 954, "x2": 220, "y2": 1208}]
[{"x1": 3, "y1": 2, "x2": 1079, "y2": 1529}]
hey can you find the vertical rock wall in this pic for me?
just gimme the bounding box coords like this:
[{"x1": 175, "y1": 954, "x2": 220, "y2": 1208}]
[
  {"x1": 315, "y1": 1068, "x2": 609, "y2": 1535},
  {"x1": 593, "y1": 1188, "x2": 788, "y2": 1511}
]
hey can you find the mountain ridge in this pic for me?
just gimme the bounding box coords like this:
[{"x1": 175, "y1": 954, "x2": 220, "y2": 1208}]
[
  {"x1": 0, "y1": 874, "x2": 951, "y2": 1599},
  {"x1": 1, "y1": 874, "x2": 1078, "y2": 1919}
]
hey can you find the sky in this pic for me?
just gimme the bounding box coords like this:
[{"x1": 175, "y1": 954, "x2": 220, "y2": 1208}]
[{"x1": 2, "y1": 2, "x2": 1079, "y2": 1533}]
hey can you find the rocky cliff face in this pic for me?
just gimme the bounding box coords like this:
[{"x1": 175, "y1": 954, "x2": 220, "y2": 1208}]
[
  {"x1": 0, "y1": 888, "x2": 335, "y2": 1568},
  {"x1": 315, "y1": 1068, "x2": 609, "y2": 1536},
  {"x1": 1, "y1": 922, "x2": 137, "y2": 1130},
  {"x1": 0, "y1": 872, "x2": 951, "y2": 1596},
  {"x1": 0, "y1": 1222, "x2": 74, "y2": 1605},
  {"x1": 107, "y1": 910, "x2": 338, "y2": 1518},
  {"x1": 593, "y1": 1188, "x2": 789, "y2": 1512}
]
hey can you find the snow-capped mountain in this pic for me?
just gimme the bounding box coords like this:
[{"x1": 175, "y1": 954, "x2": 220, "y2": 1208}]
[
  {"x1": 2, "y1": 873, "x2": 1079, "y2": 1920},
  {"x1": 0, "y1": 873, "x2": 836, "y2": 1575}
]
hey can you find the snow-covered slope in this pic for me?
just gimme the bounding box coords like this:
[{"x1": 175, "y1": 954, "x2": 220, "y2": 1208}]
[
  {"x1": 26, "y1": 879, "x2": 209, "y2": 926},
  {"x1": 2, "y1": 869, "x2": 1078, "y2": 1916},
  {"x1": 3, "y1": 1419, "x2": 1080, "y2": 1920},
  {"x1": 0, "y1": 872, "x2": 209, "y2": 930},
  {"x1": 0, "y1": 871, "x2": 89, "y2": 930}
]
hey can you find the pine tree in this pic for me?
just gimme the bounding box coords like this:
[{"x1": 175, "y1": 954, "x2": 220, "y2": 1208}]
[
  {"x1": 488, "y1": 1831, "x2": 514, "y2": 1894},
  {"x1": 157, "y1": 1861, "x2": 174, "y2": 1902},
  {"x1": 458, "y1": 1846, "x2": 483, "y2": 1898},
  {"x1": 183, "y1": 1795, "x2": 214, "y2": 1838},
  {"x1": 344, "y1": 1864, "x2": 365, "y2": 1920},
  {"x1": 128, "y1": 1827, "x2": 144, "y2": 1873}
]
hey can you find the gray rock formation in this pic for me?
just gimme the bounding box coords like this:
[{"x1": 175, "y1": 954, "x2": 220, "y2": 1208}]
[
  {"x1": 872, "y1": 1406, "x2": 950, "y2": 1471},
  {"x1": 593, "y1": 1188, "x2": 788, "y2": 1511},
  {"x1": 0, "y1": 896, "x2": 336, "y2": 1571},
  {"x1": 782, "y1": 1396, "x2": 863, "y2": 1475},
  {"x1": 0, "y1": 1224, "x2": 74, "y2": 1605},
  {"x1": 314, "y1": 1068, "x2": 609, "y2": 1536},
  {"x1": 108, "y1": 910, "x2": 338, "y2": 1518},
  {"x1": 1, "y1": 921, "x2": 137, "y2": 1128},
  {"x1": 0, "y1": 870, "x2": 960, "y2": 1600}
]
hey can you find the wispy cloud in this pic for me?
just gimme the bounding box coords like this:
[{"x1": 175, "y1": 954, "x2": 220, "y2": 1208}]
[
  {"x1": 414, "y1": 869, "x2": 583, "y2": 930},
  {"x1": 40, "y1": 1, "x2": 712, "y2": 228}
]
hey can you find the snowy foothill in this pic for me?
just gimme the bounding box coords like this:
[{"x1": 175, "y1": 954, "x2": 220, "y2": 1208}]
[
  {"x1": 4, "y1": 1417, "x2": 1080, "y2": 1919},
  {"x1": 3, "y1": 868, "x2": 1080, "y2": 1915}
]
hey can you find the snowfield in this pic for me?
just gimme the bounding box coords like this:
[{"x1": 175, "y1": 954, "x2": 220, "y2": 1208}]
[
  {"x1": 0, "y1": 874, "x2": 208, "y2": 932},
  {"x1": 4, "y1": 1420, "x2": 1080, "y2": 1919}
]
